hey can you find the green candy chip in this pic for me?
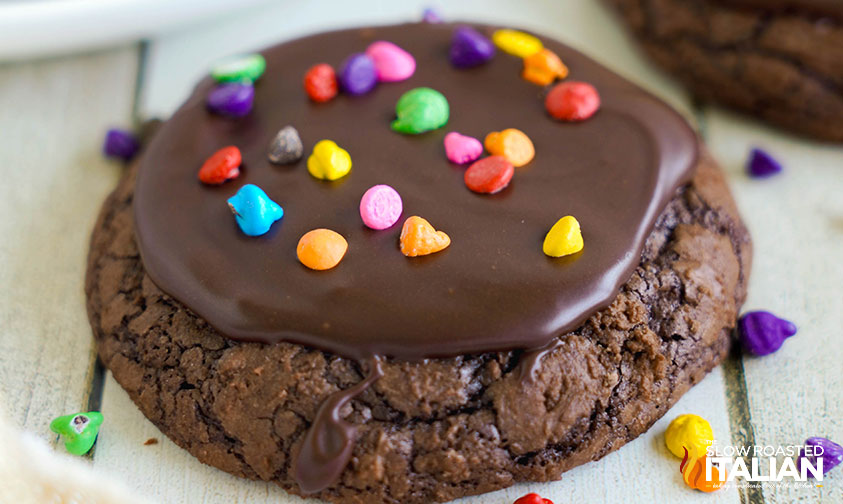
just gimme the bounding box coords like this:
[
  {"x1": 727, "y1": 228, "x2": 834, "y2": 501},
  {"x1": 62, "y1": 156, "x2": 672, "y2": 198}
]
[
  {"x1": 211, "y1": 53, "x2": 267, "y2": 83},
  {"x1": 50, "y1": 411, "x2": 104, "y2": 455},
  {"x1": 391, "y1": 87, "x2": 449, "y2": 134}
]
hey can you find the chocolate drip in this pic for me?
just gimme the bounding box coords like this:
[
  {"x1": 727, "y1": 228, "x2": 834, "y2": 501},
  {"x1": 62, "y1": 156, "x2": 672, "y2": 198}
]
[
  {"x1": 294, "y1": 357, "x2": 383, "y2": 493},
  {"x1": 518, "y1": 338, "x2": 563, "y2": 382}
]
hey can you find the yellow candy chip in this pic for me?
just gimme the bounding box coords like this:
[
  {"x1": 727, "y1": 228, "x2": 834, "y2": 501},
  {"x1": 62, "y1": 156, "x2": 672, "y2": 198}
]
[
  {"x1": 665, "y1": 414, "x2": 714, "y2": 459},
  {"x1": 307, "y1": 140, "x2": 351, "y2": 181},
  {"x1": 492, "y1": 29, "x2": 543, "y2": 58},
  {"x1": 543, "y1": 216, "x2": 583, "y2": 258}
]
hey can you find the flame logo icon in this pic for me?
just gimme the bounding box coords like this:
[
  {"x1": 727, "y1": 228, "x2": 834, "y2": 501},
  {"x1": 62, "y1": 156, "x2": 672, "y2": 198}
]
[{"x1": 680, "y1": 446, "x2": 726, "y2": 492}]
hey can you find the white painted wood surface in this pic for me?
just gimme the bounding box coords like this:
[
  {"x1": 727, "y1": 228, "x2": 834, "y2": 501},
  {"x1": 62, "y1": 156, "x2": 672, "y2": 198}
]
[
  {"x1": 703, "y1": 110, "x2": 843, "y2": 502},
  {"x1": 0, "y1": 0, "x2": 840, "y2": 502},
  {"x1": 0, "y1": 47, "x2": 137, "y2": 438}
]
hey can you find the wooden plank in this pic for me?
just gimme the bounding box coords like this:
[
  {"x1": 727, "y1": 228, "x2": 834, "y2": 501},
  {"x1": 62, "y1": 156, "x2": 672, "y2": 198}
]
[
  {"x1": 0, "y1": 46, "x2": 139, "y2": 441},
  {"x1": 97, "y1": 1, "x2": 743, "y2": 502},
  {"x1": 703, "y1": 108, "x2": 843, "y2": 503}
]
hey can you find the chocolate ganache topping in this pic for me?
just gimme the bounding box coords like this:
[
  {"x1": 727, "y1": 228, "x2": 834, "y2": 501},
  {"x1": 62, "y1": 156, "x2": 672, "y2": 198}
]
[{"x1": 134, "y1": 22, "x2": 697, "y2": 362}]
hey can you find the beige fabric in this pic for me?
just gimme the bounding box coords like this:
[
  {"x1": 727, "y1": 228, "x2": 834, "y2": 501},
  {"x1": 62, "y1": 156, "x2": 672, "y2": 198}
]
[{"x1": 0, "y1": 411, "x2": 151, "y2": 504}]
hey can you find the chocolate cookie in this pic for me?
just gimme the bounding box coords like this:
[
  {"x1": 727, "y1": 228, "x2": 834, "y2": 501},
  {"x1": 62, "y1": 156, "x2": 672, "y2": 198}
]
[
  {"x1": 605, "y1": 0, "x2": 843, "y2": 141},
  {"x1": 87, "y1": 150, "x2": 749, "y2": 503},
  {"x1": 86, "y1": 22, "x2": 751, "y2": 504}
]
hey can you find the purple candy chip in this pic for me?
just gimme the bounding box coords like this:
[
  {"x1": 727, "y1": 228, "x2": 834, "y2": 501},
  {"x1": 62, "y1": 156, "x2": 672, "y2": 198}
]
[
  {"x1": 799, "y1": 437, "x2": 843, "y2": 476},
  {"x1": 338, "y1": 53, "x2": 378, "y2": 96},
  {"x1": 450, "y1": 26, "x2": 495, "y2": 68},
  {"x1": 738, "y1": 310, "x2": 797, "y2": 356},
  {"x1": 103, "y1": 128, "x2": 139, "y2": 161},
  {"x1": 207, "y1": 82, "x2": 254, "y2": 117},
  {"x1": 747, "y1": 148, "x2": 783, "y2": 178},
  {"x1": 422, "y1": 7, "x2": 443, "y2": 23}
]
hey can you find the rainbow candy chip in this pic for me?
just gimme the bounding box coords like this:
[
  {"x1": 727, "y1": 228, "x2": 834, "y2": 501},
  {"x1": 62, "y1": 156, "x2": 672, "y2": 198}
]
[
  {"x1": 360, "y1": 185, "x2": 403, "y2": 230},
  {"x1": 227, "y1": 184, "x2": 284, "y2": 237},
  {"x1": 50, "y1": 412, "x2": 104, "y2": 455},
  {"x1": 366, "y1": 41, "x2": 416, "y2": 82},
  {"x1": 665, "y1": 414, "x2": 714, "y2": 459},
  {"x1": 492, "y1": 29, "x2": 543, "y2": 58},
  {"x1": 391, "y1": 88, "x2": 449, "y2": 134},
  {"x1": 307, "y1": 140, "x2": 352, "y2": 181},
  {"x1": 543, "y1": 216, "x2": 583, "y2": 258}
]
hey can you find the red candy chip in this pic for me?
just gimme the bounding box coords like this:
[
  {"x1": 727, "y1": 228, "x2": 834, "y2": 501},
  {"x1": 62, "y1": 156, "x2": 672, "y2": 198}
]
[
  {"x1": 464, "y1": 155, "x2": 514, "y2": 194},
  {"x1": 198, "y1": 146, "x2": 241, "y2": 185},
  {"x1": 514, "y1": 493, "x2": 554, "y2": 504},
  {"x1": 545, "y1": 81, "x2": 600, "y2": 121},
  {"x1": 304, "y1": 63, "x2": 338, "y2": 103}
]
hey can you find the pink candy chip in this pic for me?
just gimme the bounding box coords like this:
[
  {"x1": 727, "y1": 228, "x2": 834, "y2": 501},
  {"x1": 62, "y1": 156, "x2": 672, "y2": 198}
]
[
  {"x1": 365, "y1": 41, "x2": 416, "y2": 82},
  {"x1": 360, "y1": 184, "x2": 403, "y2": 230},
  {"x1": 444, "y1": 132, "x2": 483, "y2": 164}
]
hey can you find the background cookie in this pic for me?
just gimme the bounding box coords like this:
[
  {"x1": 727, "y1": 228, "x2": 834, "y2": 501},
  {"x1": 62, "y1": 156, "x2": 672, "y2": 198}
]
[
  {"x1": 605, "y1": 0, "x2": 843, "y2": 141},
  {"x1": 86, "y1": 148, "x2": 750, "y2": 503}
]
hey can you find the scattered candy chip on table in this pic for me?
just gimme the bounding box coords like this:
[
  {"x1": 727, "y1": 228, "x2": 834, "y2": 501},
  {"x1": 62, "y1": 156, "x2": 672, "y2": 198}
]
[
  {"x1": 50, "y1": 412, "x2": 104, "y2": 456},
  {"x1": 680, "y1": 450, "x2": 726, "y2": 493},
  {"x1": 102, "y1": 128, "x2": 139, "y2": 161},
  {"x1": 800, "y1": 437, "x2": 843, "y2": 475},
  {"x1": 738, "y1": 310, "x2": 797, "y2": 355},
  {"x1": 746, "y1": 147, "x2": 783, "y2": 178},
  {"x1": 664, "y1": 413, "x2": 714, "y2": 459},
  {"x1": 514, "y1": 493, "x2": 554, "y2": 504}
]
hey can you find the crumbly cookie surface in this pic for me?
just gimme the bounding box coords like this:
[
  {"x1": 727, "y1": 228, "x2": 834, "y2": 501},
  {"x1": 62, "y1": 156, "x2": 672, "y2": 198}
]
[
  {"x1": 86, "y1": 151, "x2": 750, "y2": 503},
  {"x1": 607, "y1": 0, "x2": 843, "y2": 141}
]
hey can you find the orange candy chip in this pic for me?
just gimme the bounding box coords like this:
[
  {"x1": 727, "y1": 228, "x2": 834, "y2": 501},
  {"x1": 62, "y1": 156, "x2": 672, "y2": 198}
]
[
  {"x1": 484, "y1": 128, "x2": 535, "y2": 167},
  {"x1": 681, "y1": 450, "x2": 726, "y2": 493},
  {"x1": 296, "y1": 229, "x2": 348, "y2": 270},
  {"x1": 522, "y1": 49, "x2": 568, "y2": 86},
  {"x1": 400, "y1": 216, "x2": 450, "y2": 257}
]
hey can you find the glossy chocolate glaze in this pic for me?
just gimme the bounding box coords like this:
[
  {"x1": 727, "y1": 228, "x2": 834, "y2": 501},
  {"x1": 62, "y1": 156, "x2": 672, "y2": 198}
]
[
  {"x1": 720, "y1": 0, "x2": 843, "y2": 19},
  {"x1": 134, "y1": 22, "x2": 699, "y2": 494},
  {"x1": 134, "y1": 22, "x2": 696, "y2": 362}
]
